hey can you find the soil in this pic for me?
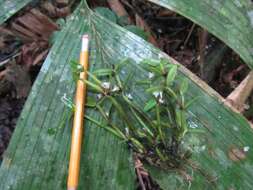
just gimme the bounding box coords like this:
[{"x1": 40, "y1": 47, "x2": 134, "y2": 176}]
[{"x1": 0, "y1": 97, "x2": 25, "y2": 160}]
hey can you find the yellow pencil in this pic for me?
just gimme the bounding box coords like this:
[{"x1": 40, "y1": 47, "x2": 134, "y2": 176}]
[{"x1": 68, "y1": 35, "x2": 89, "y2": 190}]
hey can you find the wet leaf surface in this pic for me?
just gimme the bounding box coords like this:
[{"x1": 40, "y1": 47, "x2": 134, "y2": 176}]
[{"x1": 0, "y1": 1, "x2": 253, "y2": 190}]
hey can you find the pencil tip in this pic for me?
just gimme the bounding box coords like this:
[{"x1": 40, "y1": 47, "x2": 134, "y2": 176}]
[{"x1": 68, "y1": 187, "x2": 76, "y2": 190}]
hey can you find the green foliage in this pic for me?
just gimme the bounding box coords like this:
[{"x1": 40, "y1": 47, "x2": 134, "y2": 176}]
[
  {"x1": 94, "y1": 7, "x2": 149, "y2": 40},
  {"x1": 117, "y1": 15, "x2": 129, "y2": 26},
  {"x1": 95, "y1": 7, "x2": 117, "y2": 23},
  {"x1": 81, "y1": 58, "x2": 194, "y2": 169},
  {"x1": 69, "y1": 60, "x2": 84, "y2": 82},
  {"x1": 144, "y1": 98, "x2": 156, "y2": 112}
]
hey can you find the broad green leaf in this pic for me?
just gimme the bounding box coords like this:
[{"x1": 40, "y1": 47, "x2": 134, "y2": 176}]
[
  {"x1": 147, "y1": 0, "x2": 253, "y2": 69},
  {"x1": 0, "y1": 0, "x2": 33, "y2": 24},
  {"x1": 1, "y1": 1, "x2": 253, "y2": 190},
  {"x1": 0, "y1": 4, "x2": 135, "y2": 190}
]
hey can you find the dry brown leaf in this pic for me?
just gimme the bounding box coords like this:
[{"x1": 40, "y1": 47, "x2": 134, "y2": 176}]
[
  {"x1": 11, "y1": 9, "x2": 59, "y2": 42},
  {"x1": 55, "y1": 0, "x2": 69, "y2": 6},
  {"x1": 4, "y1": 61, "x2": 31, "y2": 98},
  {"x1": 32, "y1": 49, "x2": 49, "y2": 66}
]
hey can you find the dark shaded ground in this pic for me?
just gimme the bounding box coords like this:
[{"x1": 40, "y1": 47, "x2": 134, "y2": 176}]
[{"x1": 0, "y1": 97, "x2": 25, "y2": 158}]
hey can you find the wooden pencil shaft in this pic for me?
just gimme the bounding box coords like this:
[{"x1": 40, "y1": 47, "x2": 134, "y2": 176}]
[{"x1": 68, "y1": 35, "x2": 89, "y2": 189}]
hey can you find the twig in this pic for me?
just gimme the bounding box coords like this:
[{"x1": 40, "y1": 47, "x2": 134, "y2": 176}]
[
  {"x1": 32, "y1": 49, "x2": 49, "y2": 66},
  {"x1": 183, "y1": 23, "x2": 195, "y2": 48},
  {"x1": 135, "y1": 156, "x2": 147, "y2": 190},
  {"x1": 226, "y1": 71, "x2": 253, "y2": 112},
  {"x1": 107, "y1": 0, "x2": 159, "y2": 47},
  {"x1": 0, "y1": 69, "x2": 7, "y2": 80},
  {"x1": 0, "y1": 52, "x2": 21, "y2": 68},
  {"x1": 198, "y1": 29, "x2": 208, "y2": 78},
  {"x1": 0, "y1": 27, "x2": 15, "y2": 36}
]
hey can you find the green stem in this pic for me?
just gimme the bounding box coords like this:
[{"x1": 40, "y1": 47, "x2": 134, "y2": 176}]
[{"x1": 156, "y1": 104, "x2": 166, "y2": 146}]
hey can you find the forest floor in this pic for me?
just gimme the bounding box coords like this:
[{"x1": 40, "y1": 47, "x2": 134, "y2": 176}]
[{"x1": 0, "y1": 0, "x2": 252, "y2": 189}]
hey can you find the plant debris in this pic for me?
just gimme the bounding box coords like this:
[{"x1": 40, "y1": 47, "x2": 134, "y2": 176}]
[{"x1": 0, "y1": 0, "x2": 76, "y2": 160}]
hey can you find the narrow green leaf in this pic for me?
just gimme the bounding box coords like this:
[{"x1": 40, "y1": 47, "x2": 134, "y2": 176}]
[
  {"x1": 136, "y1": 79, "x2": 151, "y2": 85},
  {"x1": 180, "y1": 79, "x2": 188, "y2": 94},
  {"x1": 156, "y1": 104, "x2": 166, "y2": 145},
  {"x1": 61, "y1": 94, "x2": 75, "y2": 111},
  {"x1": 131, "y1": 108, "x2": 154, "y2": 138},
  {"x1": 146, "y1": 86, "x2": 163, "y2": 94},
  {"x1": 185, "y1": 96, "x2": 199, "y2": 109},
  {"x1": 85, "y1": 115, "x2": 126, "y2": 140},
  {"x1": 122, "y1": 95, "x2": 157, "y2": 130},
  {"x1": 115, "y1": 58, "x2": 130, "y2": 72},
  {"x1": 166, "y1": 64, "x2": 177, "y2": 86},
  {"x1": 165, "y1": 87, "x2": 177, "y2": 99},
  {"x1": 107, "y1": 96, "x2": 134, "y2": 131},
  {"x1": 70, "y1": 60, "x2": 84, "y2": 82},
  {"x1": 92, "y1": 68, "x2": 113, "y2": 76},
  {"x1": 85, "y1": 70, "x2": 102, "y2": 85},
  {"x1": 82, "y1": 79, "x2": 104, "y2": 93},
  {"x1": 155, "y1": 147, "x2": 166, "y2": 162},
  {"x1": 130, "y1": 137, "x2": 145, "y2": 153},
  {"x1": 86, "y1": 96, "x2": 97, "y2": 107},
  {"x1": 144, "y1": 99, "x2": 157, "y2": 112},
  {"x1": 96, "y1": 105, "x2": 109, "y2": 121},
  {"x1": 141, "y1": 59, "x2": 160, "y2": 66},
  {"x1": 180, "y1": 111, "x2": 188, "y2": 139}
]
